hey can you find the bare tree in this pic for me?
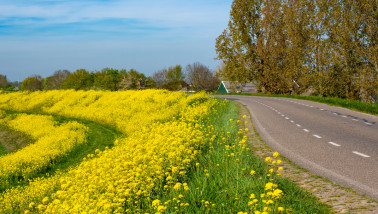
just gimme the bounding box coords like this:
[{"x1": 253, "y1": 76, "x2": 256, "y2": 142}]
[
  {"x1": 45, "y1": 70, "x2": 70, "y2": 90},
  {"x1": 152, "y1": 69, "x2": 168, "y2": 88},
  {"x1": 186, "y1": 62, "x2": 220, "y2": 91}
]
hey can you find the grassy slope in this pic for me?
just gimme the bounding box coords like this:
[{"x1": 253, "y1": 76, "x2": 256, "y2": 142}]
[{"x1": 218, "y1": 93, "x2": 378, "y2": 116}]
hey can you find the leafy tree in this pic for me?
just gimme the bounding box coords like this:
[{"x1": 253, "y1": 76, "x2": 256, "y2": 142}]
[
  {"x1": 186, "y1": 62, "x2": 220, "y2": 91},
  {"x1": 161, "y1": 65, "x2": 188, "y2": 91},
  {"x1": 216, "y1": 0, "x2": 377, "y2": 100},
  {"x1": 21, "y1": 75, "x2": 42, "y2": 91},
  {"x1": 93, "y1": 68, "x2": 120, "y2": 91},
  {"x1": 215, "y1": 0, "x2": 262, "y2": 84},
  {"x1": 61, "y1": 69, "x2": 93, "y2": 90},
  {"x1": 166, "y1": 65, "x2": 185, "y2": 83},
  {"x1": 45, "y1": 70, "x2": 71, "y2": 90}
]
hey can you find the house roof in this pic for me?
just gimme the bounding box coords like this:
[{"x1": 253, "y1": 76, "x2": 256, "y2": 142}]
[{"x1": 218, "y1": 81, "x2": 257, "y2": 93}]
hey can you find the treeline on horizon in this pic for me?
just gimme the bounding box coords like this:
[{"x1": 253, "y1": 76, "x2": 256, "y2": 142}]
[
  {"x1": 0, "y1": 62, "x2": 220, "y2": 92},
  {"x1": 216, "y1": 0, "x2": 377, "y2": 102}
]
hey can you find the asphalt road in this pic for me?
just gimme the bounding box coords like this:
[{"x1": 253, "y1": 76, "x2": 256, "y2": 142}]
[{"x1": 217, "y1": 95, "x2": 378, "y2": 201}]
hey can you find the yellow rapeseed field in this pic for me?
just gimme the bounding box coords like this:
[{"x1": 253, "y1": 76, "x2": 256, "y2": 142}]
[
  {"x1": 0, "y1": 90, "x2": 297, "y2": 214},
  {"x1": 0, "y1": 90, "x2": 219, "y2": 213}
]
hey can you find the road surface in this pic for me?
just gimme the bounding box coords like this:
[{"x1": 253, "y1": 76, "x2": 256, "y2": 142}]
[{"x1": 217, "y1": 95, "x2": 378, "y2": 201}]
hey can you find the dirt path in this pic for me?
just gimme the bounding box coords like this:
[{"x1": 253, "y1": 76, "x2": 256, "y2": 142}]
[{"x1": 237, "y1": 102, "x2": 378, "y2": 214}]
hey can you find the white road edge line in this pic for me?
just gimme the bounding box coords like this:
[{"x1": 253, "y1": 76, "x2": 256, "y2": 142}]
[
  {"x1": 303, "y1": 129, "x2": 310, "y2": 132},
  {"x1": 313, "y1": 134, "x2": 322, "y2": 139},
  {"x1": 328, "y1": 142, "x2": 341, "y2": 147},
  {"x1": 352, "y1": 151, "x2": 370, "y2": 158},
  {"x1": 296, "y1": 124, "x2": 301, "y2": 127}
]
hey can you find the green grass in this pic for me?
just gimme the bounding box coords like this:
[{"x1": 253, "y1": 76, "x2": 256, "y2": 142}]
[
  {"x1": 142, "y1": 99, "x2": 332, "y2": 213},
  {"x1": 217, "y1": 92, "x2": 378, "y2": 115},
  {"x1": 0, "y1": 144, "x2": 7, "y2": 156}
]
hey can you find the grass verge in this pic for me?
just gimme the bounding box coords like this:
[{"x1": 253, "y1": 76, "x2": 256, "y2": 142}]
[
  {"x1": 141, "y1": 98, "x2": 332, "y2": 213},
  {"x1": 217, "y1": 93, "x2": 378, "y2": 116}
]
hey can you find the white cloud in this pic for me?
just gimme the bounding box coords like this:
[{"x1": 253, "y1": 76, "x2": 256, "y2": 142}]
[{"x1": 0, "y1": 0, "x2": 231, "y2": 27}]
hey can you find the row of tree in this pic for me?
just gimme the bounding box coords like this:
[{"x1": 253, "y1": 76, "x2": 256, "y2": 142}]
[
  {"x1": 3, "y1": 62, "x2": 220, "y2": 92},
  {"x1": 216, "y1": 0, "x2": 377, "y2": 101}
]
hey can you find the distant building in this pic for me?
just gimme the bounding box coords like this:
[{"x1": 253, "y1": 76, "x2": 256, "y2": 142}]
[{"x1": 217, "y1": 81, "x2": 257, "y2": 93}]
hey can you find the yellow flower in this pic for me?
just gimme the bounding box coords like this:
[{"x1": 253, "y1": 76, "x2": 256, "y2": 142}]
[
  {"x1": 152, "y1": 199, "x2": 161, "y2": 209},
  {"x1": 42, "y1": 197, "x2": 49, "y2": 205},
  {"x1": 272, "y1": 189, "x2": 284, "y2": 199},
  {"x1": 28, "y1": 202, "x2": 35, "y2": 209},
  {"x1": 273, "y1": 152, "x2": 280, "y2": 158},
  {"x1": 173, "y1": 182, "x2": 182, "y2": 190},
  {"x1": 265, "y1": 182, "x2": 277, "y2": 191},
  {"x1": 265, "y1": 157, "x2": 272, "y2": 163},
  {"x1": 243, "y1": 115, "x2": 247, "y2": 119},
  {"x1": 157, "y1": 205, "x2": 167, "y2": 212},
  {"x1": 278, "y1": 207, "x2": 285, "y2": 212}
]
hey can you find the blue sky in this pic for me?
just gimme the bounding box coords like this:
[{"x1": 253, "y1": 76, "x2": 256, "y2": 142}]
[{"x1": 0, "y1": 0, "x2": 233, "y2": 82}]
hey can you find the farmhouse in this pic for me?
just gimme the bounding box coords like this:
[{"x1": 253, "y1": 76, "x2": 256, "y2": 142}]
[{"x1": 217, "y1": 81, "x2": 257, "y2": 93}]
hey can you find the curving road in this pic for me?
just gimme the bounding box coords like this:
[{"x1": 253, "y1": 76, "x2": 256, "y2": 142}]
[{"x1": 217, "y1": 95, "x2": 378, "y2": 201}]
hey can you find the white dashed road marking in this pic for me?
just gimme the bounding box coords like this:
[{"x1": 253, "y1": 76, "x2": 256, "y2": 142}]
[
  {"x1": 352, "y1": 151, "x2": 370, "y2": 158},
  {"x1": 256, "y1": 99, "x2": 374, "y2": 162},
  {"x1": 328, "y1": 142, "x2": 341, "y2": 147}
]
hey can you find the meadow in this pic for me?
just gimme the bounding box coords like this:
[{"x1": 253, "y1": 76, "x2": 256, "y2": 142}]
[{"x1": 0, "y1": 90, "x2": 331, "y2": 213}]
